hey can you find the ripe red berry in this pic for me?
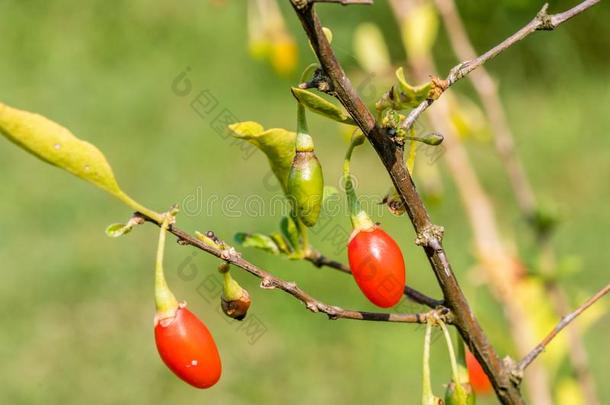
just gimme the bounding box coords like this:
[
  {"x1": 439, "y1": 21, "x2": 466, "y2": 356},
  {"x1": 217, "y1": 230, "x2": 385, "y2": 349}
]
[
  {"x1": 155, "y1": 306, "x2": 222, "y2": 388},
  {"x1": 347, "y1": 226, "x2": 406, "y2": 308},
  {"x1": 466, "y1": 351, "x2": 492, "y2": 395}
]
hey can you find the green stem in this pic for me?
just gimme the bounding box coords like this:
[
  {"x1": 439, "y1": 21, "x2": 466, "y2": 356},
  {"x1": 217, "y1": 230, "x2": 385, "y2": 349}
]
[
  {"x1": 439, "y1": 319, "x2": 460, "y2": 385},
  {"x1": 295, "y1": 102, "x2": 315, "y2": 153},
  {"x1": 294, "y1": 63, "x2": 320, "y2": 154},
  {"x1": 440, "y1": 320, "x2": 468, "y2": 402},
  {"x1": 422, "y1": 321, "x2": 435, "y2": 405},
  {"x1": 343, "y1": 133, "x2": 373, "y2": 230},
  {"x1": 115, "y1": 190, "x2": 164, "y2": 223},
  {"x1": 293, "y1": 210, "x2": 309, "y2": 254},
  {"x1": 155, "y1": 214, "x2": 179, "y2": 319}
]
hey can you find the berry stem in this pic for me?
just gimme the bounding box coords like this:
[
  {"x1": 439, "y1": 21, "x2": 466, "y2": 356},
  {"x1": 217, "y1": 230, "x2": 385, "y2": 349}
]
[
  {"x1": 296, "y1": 214, "x2": 310, "y2": 253},
  {"x1": 439, "y1": 319, "x2": 461, "y2": 386},
  {"x1": 343, "y1": 132, "x2": 373, "y2": 231},
  {"x1": 422, "y1": 320, "x2": 435, "y2": 405},
  {"x1": 155, "y1": 211, "x2": 179, "y2": 320},
  {"x1": 295, "y1": 100, "x2": 314, "y2": 153}
]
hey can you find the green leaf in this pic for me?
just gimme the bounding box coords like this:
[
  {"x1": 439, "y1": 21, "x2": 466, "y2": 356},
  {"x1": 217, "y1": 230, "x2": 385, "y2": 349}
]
[
  {"x1": 234, "y1": 232, "x2": 280, "y2": 255},
  {"x1": 229, "y1": 122, "x2": 296, "y2": 194},
  {"x1": 395, "y1": 67, "x2": 431, "y2": 108},
  {"x1": 291, "y1": 88, "x2": 356, "y2": 125},
  {"x1": 280, "y1": 216, "x2": 300, "y2": 252},
  {"x1": 0, "y1": 102, "x2": 122, "y2": 195},
  {"x1": 270, "y1": 231, "x2": 292, "y2": 254},
  {"x1": 105, "y1": 223, "x2": 134, "y2": 238},
  {"x1": 0, "y1": 102, "x2": 162, "y2": 222}
]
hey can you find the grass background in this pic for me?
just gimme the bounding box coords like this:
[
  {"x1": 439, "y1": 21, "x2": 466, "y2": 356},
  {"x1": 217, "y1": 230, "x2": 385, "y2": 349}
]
[{"x1": 0, "y1": 1, "x2": 608, "y2": 404}]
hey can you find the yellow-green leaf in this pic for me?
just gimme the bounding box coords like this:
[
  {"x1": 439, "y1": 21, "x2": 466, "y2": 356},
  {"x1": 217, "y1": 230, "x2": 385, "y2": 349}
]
[
  {"x1": 396, "y1": 67, "x2": 431, "y2": 107},
  {"x1": 291, "y1": 88, "x2": 356, "y2": 125},
  {"x1": 0, "y1": 102, "x2": 161, "y2": 221},
  {"x1": 105, "y1": 223, "x2": 134, "y2": 238},
  {"x1": 0, "y1": 102, "x2": 121, "y2": 195},
  {"x1": 229, "y1": 121, "x2": 296, "y2": 193},
  {"x1": 270, "y1": 231, "x2": 292, "y2": 254},
  {"x1": 234, "y1": 232, "x2": 280, "y2": 255}
]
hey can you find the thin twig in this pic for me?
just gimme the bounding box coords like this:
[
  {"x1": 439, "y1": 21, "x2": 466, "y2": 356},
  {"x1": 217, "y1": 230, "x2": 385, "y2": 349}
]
[
  {"x1": 516, "y1": 283, "x2": 610, "y2": 373},
  {"x1": 399, "y1": 0, "x2": 601, "y2": 132},
  {"x1": 139, "y1": 213, "x2": 441, "y2": 324},
  {"x1": 306, "y1": 251, "x2": 445, "y2": 308}
]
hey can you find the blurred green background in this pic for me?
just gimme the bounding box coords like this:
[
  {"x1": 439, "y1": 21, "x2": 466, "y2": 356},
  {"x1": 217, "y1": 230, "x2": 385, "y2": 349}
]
[{"x1": 0, "y1": 1, "x2": 608, "y2": 404}]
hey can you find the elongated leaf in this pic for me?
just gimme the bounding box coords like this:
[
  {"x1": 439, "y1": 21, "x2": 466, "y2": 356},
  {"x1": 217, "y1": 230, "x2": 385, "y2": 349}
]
[
  {"x1": 395, "y1": 67, "x2": 431, "y2": 107},
  {"x1": 0, "y1": 102, "x2": 161, "y2": 221},
  {"x1": 234, "y1": 232, "x2": 280, "y2": 255},
  {"x1": 291, "y1": 88, "x2": 356, "y2": 125},
  {"x1": 105, "y1": 223, "x2": 134, "y2": 238},
  {"x1": 0, "y1": 102, "x2": 121, "y2": 195},
  {"x1": 270, "y1": 231, "x2": 292, "y2": 254},
  {"x1": 229, "y1": 121, "x2": 295, "y2": 193}
]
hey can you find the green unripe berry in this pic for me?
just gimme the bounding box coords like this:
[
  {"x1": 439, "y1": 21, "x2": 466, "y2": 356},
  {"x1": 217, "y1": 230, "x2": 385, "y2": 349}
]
[
  {"x1": 287, "y1": 133, "x2": 324, "y2": 227},
  {"x1": 445, "y1": 381, "x2": 476, "y2": 405}
]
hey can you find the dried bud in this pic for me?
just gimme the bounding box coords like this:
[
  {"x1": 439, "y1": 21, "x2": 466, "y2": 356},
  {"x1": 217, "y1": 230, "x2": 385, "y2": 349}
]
[
  {"x1": 221, "y1": 289, "x2": 251, "y2": 321},
  {"x1": 219, "y1": 265, "x2": 251, "y2": 320}
]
